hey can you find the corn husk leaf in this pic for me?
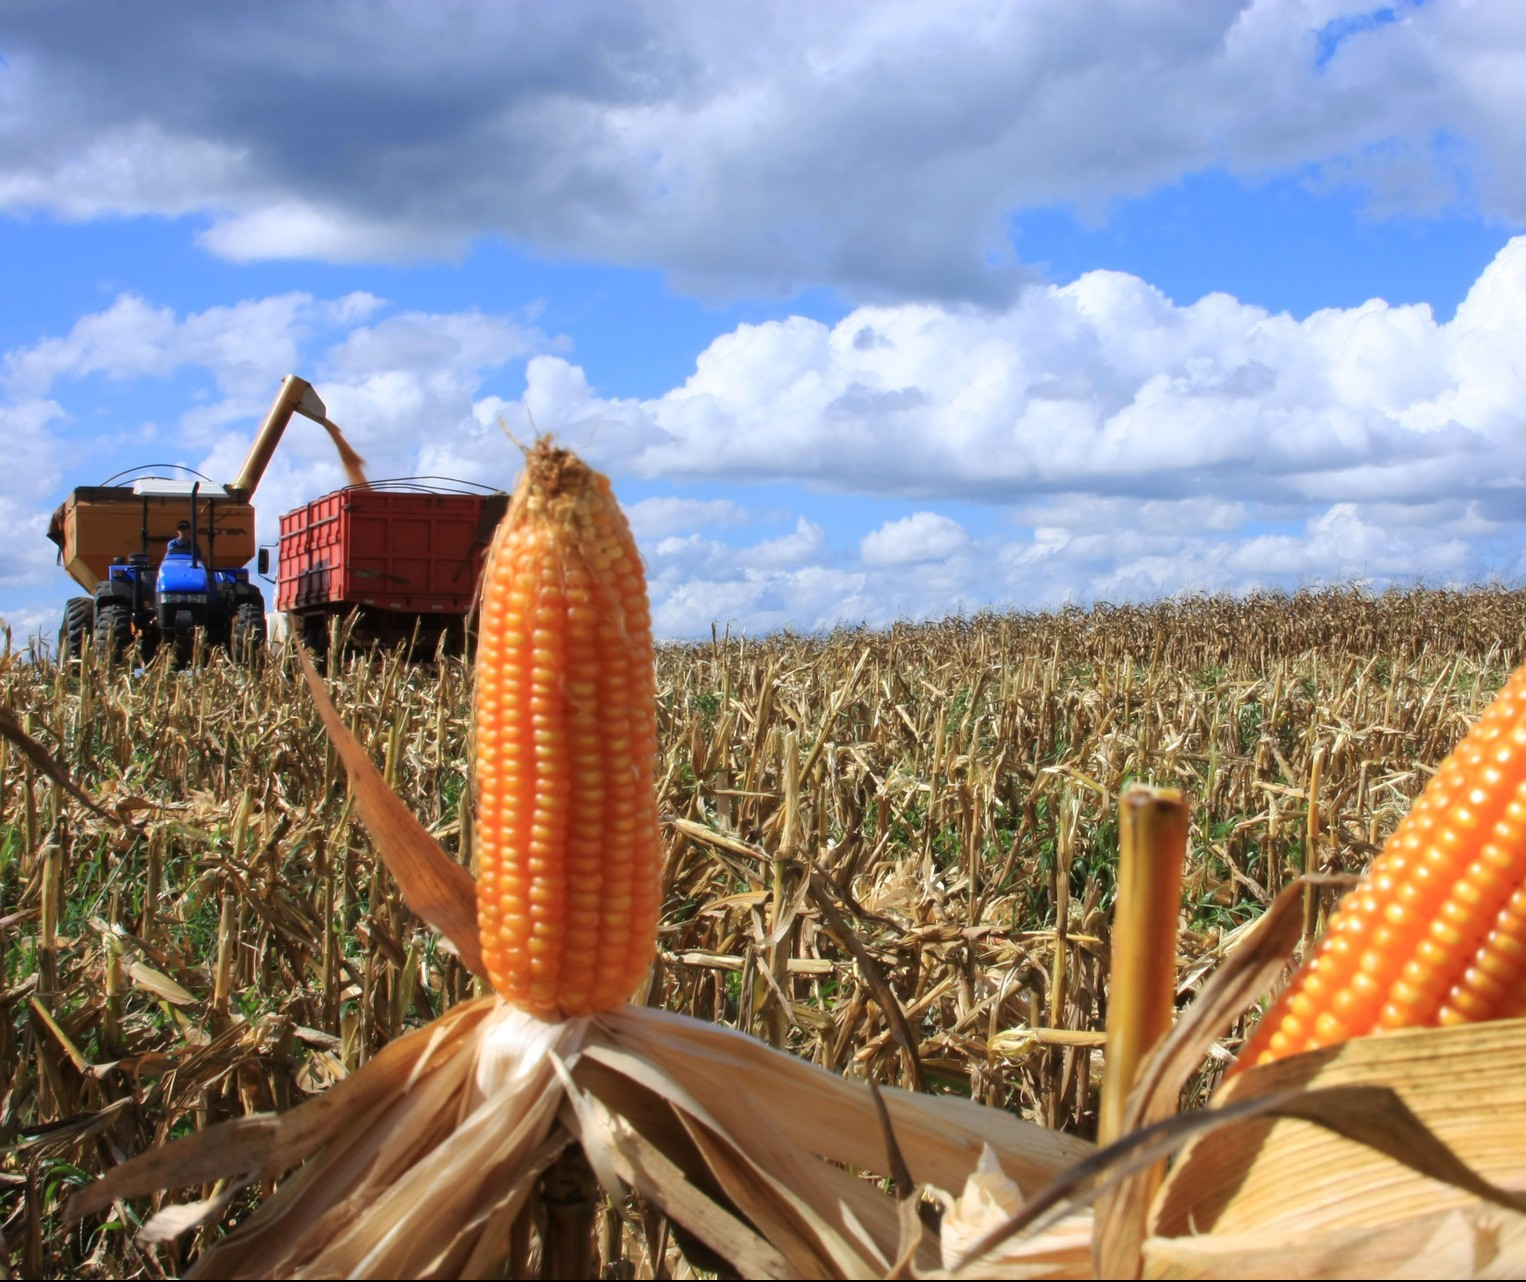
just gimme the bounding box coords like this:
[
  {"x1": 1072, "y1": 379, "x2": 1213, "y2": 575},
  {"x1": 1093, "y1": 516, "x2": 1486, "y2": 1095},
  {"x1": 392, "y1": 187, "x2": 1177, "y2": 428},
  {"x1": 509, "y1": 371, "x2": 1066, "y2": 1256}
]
[
  {"x1": 69, "y1": 995, "x2": 1093, "y2": 1279},
  {"x1": 297, "y1": 644, "x2": 484, "y2": 976},
  {"x1": 940, "y1": 1087, "x2": 1380, "y2": 1278},
  {"x1": 1143, "y1": 1205, "x2": 1526, "y2": 1280},
  {"x1": 936, "y1": 1144, "x2": 1084, "y2": 1277},
  {"x1": 562, "y1": 1083, "x2": 795, "y2": 1278},
  {"x1": 1145, "y1": 1018, "x2": 1526, "y2": 1278},
  {"x1": 602, "y1": 1003, "x2": 1091, "y2": 1197},
  {"x1": 939, "y1": 1209, "x2": 1094, "y2": 1280}
]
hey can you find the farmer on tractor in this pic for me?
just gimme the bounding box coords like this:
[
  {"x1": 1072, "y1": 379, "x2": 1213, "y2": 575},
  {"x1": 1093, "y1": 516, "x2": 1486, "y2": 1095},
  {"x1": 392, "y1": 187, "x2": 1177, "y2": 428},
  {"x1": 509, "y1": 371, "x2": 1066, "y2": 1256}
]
[{"x1": 167, "y1": 520, "x2": 203, "y2": 561}]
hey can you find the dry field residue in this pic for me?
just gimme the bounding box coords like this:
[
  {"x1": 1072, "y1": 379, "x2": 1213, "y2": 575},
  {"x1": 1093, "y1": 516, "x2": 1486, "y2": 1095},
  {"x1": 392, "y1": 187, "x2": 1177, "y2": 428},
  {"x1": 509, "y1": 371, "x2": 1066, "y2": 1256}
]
[{"x1": 2, "y1": 584, "x2": 1523, "y2": 1277}]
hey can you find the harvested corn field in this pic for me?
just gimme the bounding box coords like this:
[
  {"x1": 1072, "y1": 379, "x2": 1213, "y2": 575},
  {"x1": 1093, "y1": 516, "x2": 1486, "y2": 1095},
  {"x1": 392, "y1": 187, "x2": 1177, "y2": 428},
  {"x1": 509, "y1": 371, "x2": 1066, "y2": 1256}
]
[{"x1": 3, "y1": 584, "x2": 1526, "y2": 1277}]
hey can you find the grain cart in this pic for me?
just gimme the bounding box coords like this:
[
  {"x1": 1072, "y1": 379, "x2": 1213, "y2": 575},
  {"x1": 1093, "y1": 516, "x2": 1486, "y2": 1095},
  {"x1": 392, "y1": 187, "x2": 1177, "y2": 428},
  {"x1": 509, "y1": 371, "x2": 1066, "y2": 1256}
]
[
  {"x1": 263, "y1": 480, "x2": 508, "y2": 657},
  {"x1": 48, "y1": 375, "x2": 338, "y2": 663}
]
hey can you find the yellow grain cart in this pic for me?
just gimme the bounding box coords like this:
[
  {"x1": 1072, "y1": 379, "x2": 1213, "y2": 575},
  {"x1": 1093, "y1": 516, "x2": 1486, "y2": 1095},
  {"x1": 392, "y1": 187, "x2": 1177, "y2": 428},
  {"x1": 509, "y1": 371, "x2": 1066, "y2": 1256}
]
[{"x1": 47, "y1": 376, "x2": 331, "y2": 661}]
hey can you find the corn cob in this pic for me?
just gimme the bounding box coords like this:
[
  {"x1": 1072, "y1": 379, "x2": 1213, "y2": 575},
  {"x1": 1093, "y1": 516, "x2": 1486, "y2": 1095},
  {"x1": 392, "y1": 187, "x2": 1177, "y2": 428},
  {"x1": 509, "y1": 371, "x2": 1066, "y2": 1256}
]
[
  {"x1": 474, "y1": 441, "x2": 661, "y2": 1017},
  {"x1": 1236, "y1": 663, "x2": 1526, "y2": 1071}
]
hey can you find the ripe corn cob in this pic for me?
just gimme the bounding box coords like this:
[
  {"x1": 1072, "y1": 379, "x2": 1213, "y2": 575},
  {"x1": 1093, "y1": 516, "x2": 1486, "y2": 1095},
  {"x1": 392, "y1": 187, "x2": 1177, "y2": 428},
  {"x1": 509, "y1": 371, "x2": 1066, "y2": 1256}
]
[
  {"x1": 1236, "y1": 663, "x2": 1526, "y2": 1071},
  {"x1": 474, "y1": 441, "x2": 661, "y2": 1017}
]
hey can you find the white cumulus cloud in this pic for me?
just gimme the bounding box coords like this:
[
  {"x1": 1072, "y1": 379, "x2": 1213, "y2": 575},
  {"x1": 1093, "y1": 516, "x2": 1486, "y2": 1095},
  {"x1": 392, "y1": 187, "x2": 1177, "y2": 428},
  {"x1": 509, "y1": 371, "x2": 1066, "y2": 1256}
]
[
  {"x1": 626, "y1": 497, "x2": 750, "y2": 539},
  {"x1": 861, "y1": 512, "x2": 971, "y2": 566},
  {"x1": 493, "y1": 238, "x2": 1526, "y2": 528},
  {"x1": 14, "y1": 235, "x2": 1526, "y2": 639}
]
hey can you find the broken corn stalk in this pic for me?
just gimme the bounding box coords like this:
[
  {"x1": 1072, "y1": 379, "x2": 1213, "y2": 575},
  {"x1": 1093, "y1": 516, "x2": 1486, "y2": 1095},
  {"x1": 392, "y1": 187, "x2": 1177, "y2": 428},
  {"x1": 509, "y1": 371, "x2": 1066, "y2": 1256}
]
[
  {"x1": 1237, "y1": 661, "x2": 1526, "y2": 1071},
  {"x1": 475, "y1": 440, "x2": 662, "y2": 1017}
]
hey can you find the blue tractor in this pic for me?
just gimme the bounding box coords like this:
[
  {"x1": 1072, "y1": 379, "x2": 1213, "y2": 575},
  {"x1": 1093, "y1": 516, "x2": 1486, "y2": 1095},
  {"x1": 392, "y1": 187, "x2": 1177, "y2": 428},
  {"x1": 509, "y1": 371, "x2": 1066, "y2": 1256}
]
[{"x1": 88, "y1": 483, "x2": 267, "y2": 665}]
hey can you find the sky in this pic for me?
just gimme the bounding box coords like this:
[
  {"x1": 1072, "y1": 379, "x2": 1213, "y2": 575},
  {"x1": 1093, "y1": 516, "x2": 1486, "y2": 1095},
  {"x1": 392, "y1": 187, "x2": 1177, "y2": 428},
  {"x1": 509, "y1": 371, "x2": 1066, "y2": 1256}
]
[{"x1": 5, "y1": 0, "x2": 1526, "y2": 642}]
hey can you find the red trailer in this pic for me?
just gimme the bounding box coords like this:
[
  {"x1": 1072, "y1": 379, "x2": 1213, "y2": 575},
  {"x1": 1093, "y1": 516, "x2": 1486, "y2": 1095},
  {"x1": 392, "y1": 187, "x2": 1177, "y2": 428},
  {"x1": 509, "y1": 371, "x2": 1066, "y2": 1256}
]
[{"x1": 267, "y1": 483, "x2": 508, "y2": 653}]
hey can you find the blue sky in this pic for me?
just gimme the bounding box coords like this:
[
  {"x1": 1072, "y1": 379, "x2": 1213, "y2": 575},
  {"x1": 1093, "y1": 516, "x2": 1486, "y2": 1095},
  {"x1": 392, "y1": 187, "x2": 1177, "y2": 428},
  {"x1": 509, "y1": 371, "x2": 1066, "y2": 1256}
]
[{"x1": 5, "y1": 0, "x2": 1526, "y2": 641}]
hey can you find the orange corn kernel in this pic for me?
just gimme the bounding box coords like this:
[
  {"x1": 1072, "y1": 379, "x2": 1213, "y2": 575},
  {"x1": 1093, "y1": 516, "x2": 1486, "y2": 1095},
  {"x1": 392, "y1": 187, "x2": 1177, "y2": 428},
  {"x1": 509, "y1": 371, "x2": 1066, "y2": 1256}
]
[
  {"x1": 1237, "y1": 664, "x2": 1526, "y2": 1071},
  {"x1": 474, "y1": 441, "x2": 661, "y2": 1017}
]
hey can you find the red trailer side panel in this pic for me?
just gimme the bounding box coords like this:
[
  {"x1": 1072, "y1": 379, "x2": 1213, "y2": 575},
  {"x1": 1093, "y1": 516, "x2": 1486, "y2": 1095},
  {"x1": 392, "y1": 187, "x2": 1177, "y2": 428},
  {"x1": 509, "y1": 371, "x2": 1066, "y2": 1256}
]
[{"x1": 276, "y1": 490, "x2": 503, "y2": 614}]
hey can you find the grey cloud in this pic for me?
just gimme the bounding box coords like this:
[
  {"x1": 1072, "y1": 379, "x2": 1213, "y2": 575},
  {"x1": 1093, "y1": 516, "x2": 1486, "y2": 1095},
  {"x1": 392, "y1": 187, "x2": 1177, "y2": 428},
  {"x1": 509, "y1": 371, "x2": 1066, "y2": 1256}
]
[
  {"x1": 826, "y1": 383, "x2": 926, "y2": 418},
  {"x1": 4, "y1": 2, "x2": 1526, "y2": 301},
  {"x1": 1195, "y1": 360, "x2": 1278, "y2": 399}
]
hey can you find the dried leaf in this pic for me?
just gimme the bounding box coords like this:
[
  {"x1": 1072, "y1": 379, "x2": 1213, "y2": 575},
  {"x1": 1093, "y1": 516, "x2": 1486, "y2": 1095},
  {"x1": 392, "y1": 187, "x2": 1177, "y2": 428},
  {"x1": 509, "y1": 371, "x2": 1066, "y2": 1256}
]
[
  {"x1": 569, "y1": 1090, "x2": 793, "y2": 1280},
  {"x1": 126, "y1": 960, "x2": 196, "y2": 1006},
  {"x1": 67, "y1": 997, "x2": 495, "y2": 1225},
  {"x1": 808, "y1": 869, "x2": 927, "y2": 1091},
  {"x1": 945, "y1": 1211, "x2": 1095, "y2": 1280},
  {"x1": 947, "y1": 1091, "x2": 1308, "y2": 1273},
  {"x1": 675, "y1": 1113, "x2": 866, "y2": 1278},
  {"x1": 1143, "y1": 1205, "x2": 1526, "y2": 1280},
  {"x1": 297, "y1": 645, "x2": 484, "y2": 977},
  {"x1": 597, "y1": 1003, "x2": 1093, "y2": 1197},
  {"x1": 1153, "y1": 1018, "x2": 1526, "y2": 1250},
  {"x1": 574, "y1": 1029, "x2": 925, "y2": 1276},
  {"x1": 139, "y1": 1179, "x2": 250, "y2": 1244},
  {"x1": 937, "y1": 1145, "x2": 1025, "y2": 1272},
  {"x1": 0, "y1": 704, "x2": 118, "y2": 822}
]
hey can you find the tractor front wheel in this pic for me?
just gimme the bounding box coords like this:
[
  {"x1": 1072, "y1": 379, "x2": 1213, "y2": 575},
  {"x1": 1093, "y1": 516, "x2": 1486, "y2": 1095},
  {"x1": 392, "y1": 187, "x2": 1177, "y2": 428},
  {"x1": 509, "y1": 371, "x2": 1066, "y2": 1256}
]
[
  {"x1": 94, "y1": 604, "x2": 129, "y2": 665},
  {"x1": 172, "y1": 609, "x2": 195, "y2": 667},
  {"x1": 60, "y1": 597, "x2": 94, "y2": 660}
]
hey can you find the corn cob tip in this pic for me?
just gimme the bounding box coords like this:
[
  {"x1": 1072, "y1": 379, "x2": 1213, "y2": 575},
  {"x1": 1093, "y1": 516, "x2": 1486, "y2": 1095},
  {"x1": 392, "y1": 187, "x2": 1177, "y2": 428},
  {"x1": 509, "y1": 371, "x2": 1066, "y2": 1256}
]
[{"x1": 516, "y1": 436, "x2": 600, "y2": 499}]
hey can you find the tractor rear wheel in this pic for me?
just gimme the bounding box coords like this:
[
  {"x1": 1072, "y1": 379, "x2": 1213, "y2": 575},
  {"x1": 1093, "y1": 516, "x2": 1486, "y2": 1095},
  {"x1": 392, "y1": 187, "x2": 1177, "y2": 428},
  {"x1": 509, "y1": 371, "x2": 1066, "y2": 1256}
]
[
  {"x1": 60, "y1": 597, "x2": 94, "y2": 660},
  {"x1": 172, "y1": 609, "x2": 195, "y2": 667}
]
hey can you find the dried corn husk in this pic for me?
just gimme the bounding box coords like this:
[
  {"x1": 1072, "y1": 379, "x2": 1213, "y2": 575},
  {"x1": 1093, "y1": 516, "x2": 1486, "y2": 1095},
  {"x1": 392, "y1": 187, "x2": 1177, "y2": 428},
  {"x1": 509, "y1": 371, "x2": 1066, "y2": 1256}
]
[
  {"x1": 1143, "y1": 1018, "x2": 1526, "y2": 1279},
  {"x1": 71, "y1": 989, "x2": 1097, "y2": 1278},
  {"x1": 1144, "y1": 1206, "x2": 1526, "y2": 1280},
  {"x1": 935, "y1": 1147, "x2": 1092, "y2": 1278}
]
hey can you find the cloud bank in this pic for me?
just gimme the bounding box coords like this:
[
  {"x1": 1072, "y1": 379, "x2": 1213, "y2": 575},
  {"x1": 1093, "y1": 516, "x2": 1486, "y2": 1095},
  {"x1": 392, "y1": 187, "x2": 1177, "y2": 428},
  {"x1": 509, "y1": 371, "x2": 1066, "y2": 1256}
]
[
  {"x1": 513, "y1": 235, "x2": 1526, "y2": 510},
  {"x1": 7, "y1": 237, "x2": 1526, "y2": 638}
]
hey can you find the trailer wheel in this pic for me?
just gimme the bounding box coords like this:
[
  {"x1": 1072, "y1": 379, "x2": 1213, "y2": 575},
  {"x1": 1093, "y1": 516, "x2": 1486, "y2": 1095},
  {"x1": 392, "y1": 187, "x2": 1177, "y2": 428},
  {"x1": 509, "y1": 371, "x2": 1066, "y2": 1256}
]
[
  {"x1": 230, "y1": 603, "x2": 267, "y2": 665},
  {"x1": 60, "y1": 597, "x2": 94, "y2": 660},
  {"x1": 300, "y1": 613, "x2": 331, "y2": 663},
  {"x1": 94, "y1": 604, "x2": 129, "y2": 665}
]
